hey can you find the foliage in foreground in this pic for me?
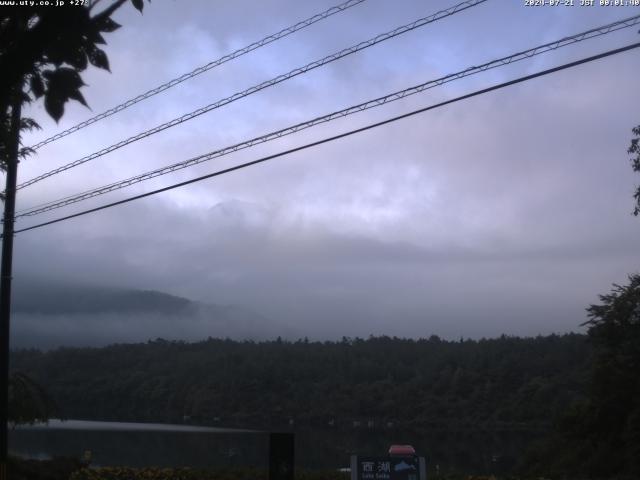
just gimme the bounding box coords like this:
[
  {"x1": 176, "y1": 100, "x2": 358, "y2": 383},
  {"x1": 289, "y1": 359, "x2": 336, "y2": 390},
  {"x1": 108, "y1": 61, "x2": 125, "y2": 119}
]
[
  {"x1": 8, "y1": 372, "x2": 57, "y2": 425},
  {"x1": 5, "y1": 457, "x2": 588, "y2": 480},
  {"x1": 8, "y1": 456, "x2": 83, "y2": 480},
  {"x1": 70, "y1": 467, "x2": 351, "y2": 480},
  {"x1": 69, "y1": 467, "x2": 523, "y2": 480},
  {"x1": 70, "y1": 467, "x2": 265, "y2": 480},
  {"x1": 629, "y1": 124, "x2": 640, "y2": 216},
  {"x1": 7, "y1": 458, "x2": 530, "y2": 480},
  {"x1": 522, "y1": 275, "x2": 640, "y2": 479},
  {"x1": 1, "y1": 0, "x2": 150, "y2": 176}
]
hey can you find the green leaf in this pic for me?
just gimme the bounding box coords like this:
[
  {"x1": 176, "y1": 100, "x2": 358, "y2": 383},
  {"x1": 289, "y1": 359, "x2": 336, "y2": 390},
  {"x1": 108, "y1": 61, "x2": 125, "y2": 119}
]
[
  {"x1": 43, "y1": 68, "x2": 89, "y2": 120},
  {"x1": 68, "y1": 89, "x2": 88, "y2": 108},
  {"x1": 45, "y1": 41, "x2": 67, "y2": 66},
  {"x1": 66, "y1": 47, "x2": 88, "y2": 71},
  {"x1": 88, "y1": 47, "x2": 110, "y2": 71},
  {"x1": 30, "y1": 74, "x2": 45, "y2": 98},
  {"x1": 19, "y1": 146, "x2": 36, "y2": 161},
  {"x1": 86, "y1": 29, "x2": 107, "y2": 45},
  {"x1": 20, "y1": 118, "x2": 41, "y2": 132},
  {"x1": 44, "y1": 94, "x2": 65, "y2": 122},
  {"x1": 50, "y1": 67, "x2": 86, "y2": 90},
  {"x1": 131, "y1": 0, "x2": 144, "y2": 12},
  {"x1": 97, "y1": 17, "x2": 121, "y2": 33}
]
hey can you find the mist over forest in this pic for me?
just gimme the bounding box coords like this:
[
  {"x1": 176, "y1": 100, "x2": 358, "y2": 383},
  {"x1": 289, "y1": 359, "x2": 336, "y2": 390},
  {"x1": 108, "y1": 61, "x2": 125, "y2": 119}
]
[
  {"x1": 10, "y1": 279, "x2": 297, "y2": 349},
  {"x1": 10, "y1": 277, "x2": 589, "y2": 349}
]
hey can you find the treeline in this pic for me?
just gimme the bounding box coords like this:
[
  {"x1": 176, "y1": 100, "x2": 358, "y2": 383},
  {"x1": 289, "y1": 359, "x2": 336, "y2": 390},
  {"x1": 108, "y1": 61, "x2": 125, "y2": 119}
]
[{"x1": 11, "y1": 334, "x2": 590, "y2": 431}]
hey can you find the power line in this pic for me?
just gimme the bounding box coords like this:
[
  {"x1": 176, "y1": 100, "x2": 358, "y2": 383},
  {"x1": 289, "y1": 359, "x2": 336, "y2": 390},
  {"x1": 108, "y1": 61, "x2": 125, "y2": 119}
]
[
  {"x1": 27, "y1": 0, "x2": 369, "y2": 151},
  {"x1": 16, "y1": 0, "x2": 487, "y2": 191},
  {"x1": 12, "y1": 41, "x2": 640, "y2": 236},
  {"x1": 16, "y1": 14, "x2": 640, "y2": 219}
]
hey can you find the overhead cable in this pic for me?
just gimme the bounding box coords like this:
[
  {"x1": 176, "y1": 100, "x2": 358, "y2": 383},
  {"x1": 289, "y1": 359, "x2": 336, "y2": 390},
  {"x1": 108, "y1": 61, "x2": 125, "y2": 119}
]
[
  {"x1": 12, "y1": 41, "x2": 640, "y2": 235},
  {"x1": 16, "y1": 0, "x2": 487, "y2": 191},
  {"x1": 16, "y1": 14, "x2": 640, "y2": 218},
  {"x1": 27, "y1": 0, "x2": 369, "y2": 151}
]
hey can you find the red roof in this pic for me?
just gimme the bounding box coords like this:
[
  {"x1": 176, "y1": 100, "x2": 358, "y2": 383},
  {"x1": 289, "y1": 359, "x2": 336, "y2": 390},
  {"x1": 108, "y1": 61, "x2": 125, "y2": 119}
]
[{"x1": 388, "y1": 445, "x2": 416, "y2": 456}]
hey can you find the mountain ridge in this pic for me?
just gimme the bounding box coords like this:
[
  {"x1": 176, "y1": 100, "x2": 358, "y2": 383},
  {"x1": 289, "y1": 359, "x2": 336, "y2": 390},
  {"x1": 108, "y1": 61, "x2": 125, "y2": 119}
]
[{"x1": 10, "y1": 278, "x2": 295, "y2": 349}]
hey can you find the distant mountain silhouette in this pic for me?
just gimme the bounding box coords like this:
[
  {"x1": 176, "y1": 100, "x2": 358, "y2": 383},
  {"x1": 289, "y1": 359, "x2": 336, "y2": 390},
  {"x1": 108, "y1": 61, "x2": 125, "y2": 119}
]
[
  {"x1": 10, "y1": 278, "x2": 297, "y2": 348},
  {"x1": 13, "y1": 279, "x2": 192, "y2": 315}
]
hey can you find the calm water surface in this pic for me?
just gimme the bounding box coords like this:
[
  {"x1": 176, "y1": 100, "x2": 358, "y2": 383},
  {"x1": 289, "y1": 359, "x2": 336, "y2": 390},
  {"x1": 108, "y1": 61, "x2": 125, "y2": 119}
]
[{"x1": 9, "y1": 420, "x2": 539, "y2": 475}]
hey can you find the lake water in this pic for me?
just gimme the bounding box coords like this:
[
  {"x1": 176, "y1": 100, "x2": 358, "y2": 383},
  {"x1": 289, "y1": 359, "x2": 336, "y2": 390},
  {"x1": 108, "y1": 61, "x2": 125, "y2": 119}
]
[{"x1": 9, "y1": 420, "x2": 539, "y2": 475}]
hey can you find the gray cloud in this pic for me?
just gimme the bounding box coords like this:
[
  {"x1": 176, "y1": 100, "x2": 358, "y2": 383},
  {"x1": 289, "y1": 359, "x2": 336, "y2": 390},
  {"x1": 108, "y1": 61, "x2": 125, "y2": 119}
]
[{"x1": 9, "y1": 0, "x2": 640, "y2": 345}]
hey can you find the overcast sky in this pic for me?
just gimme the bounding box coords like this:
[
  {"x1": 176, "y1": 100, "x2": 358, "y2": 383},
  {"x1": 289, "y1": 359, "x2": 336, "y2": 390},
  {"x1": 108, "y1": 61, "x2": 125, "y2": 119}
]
[{"x1": 12, "y1": 0, "x2": 640, "y2": 341}]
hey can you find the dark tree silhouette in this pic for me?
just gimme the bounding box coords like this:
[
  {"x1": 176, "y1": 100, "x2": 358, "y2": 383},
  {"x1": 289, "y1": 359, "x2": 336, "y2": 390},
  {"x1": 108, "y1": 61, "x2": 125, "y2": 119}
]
[
  {"x1": 512, "y1": 126, "x2": 640, "y2": 478},
  {"x1": 629, "y1": 125, "x2": 640, "y2": 216},
  {"x1": 580, "y1": 274, "x2": 640, "y2": 476},
  {"x1": 0, "y1": 1, "x2": 150, "y2": 474},
  {"x1": 8, "y1": 372, "x2": 57, "y2": 426},
  {"x1": 526, "y1": 276, "x2": 640, "y2": 478},
  {"x1": 0, "y1": 0, "x2": 149, "y2": 169},
  {"x1": 11, "y1": 335, "x2": 590, "y2": 431}
]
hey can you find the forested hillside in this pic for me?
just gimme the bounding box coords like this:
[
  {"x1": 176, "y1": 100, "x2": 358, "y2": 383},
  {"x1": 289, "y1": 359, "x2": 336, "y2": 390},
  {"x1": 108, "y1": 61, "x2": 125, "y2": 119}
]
[
  {"x1": 10, "y1": 281, "x2": 292, "y2": 348},
  {"x1": 11, "y1": 334, "x2": 590, "y2": 431}
]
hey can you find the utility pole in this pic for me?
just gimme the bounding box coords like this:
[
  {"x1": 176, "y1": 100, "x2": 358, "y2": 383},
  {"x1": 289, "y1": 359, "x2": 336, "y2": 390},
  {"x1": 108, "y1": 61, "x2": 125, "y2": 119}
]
[{"x1": 0, "y1": 87, "x2": 22, "y2": 480}]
